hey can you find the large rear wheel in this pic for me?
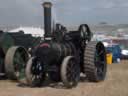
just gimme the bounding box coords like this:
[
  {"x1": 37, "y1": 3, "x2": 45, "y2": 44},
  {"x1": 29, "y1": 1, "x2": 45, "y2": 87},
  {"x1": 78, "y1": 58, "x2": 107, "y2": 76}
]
[
  {"x1": 84, "y1": 41, "x2": 107, "y2": 82},
  {"x1": 61, "y1": 56, "x2": 80, "y2": 88}
]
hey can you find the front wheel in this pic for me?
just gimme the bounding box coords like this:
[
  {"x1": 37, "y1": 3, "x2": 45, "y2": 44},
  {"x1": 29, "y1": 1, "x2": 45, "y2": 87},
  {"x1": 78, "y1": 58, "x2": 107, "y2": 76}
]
[
  {"x1": 25, "y1": 57, "x2": 45, "y2": 87},
  {"x1": 61, "y1": 56, "x2": 80, "y2": 88}
]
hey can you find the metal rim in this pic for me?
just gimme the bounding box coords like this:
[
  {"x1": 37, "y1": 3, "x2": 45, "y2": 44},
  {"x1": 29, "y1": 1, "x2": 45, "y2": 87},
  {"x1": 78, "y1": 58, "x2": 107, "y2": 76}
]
[
  {"x1": 5, "y1": 46, "x2": 29, "y2": 81},
  {"x1": 61, "y1": 56, "x2": 80, "y2": 88}
]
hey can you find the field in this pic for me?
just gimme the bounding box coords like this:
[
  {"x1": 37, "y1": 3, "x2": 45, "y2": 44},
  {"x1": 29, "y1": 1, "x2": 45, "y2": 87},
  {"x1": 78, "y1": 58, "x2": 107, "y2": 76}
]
[{"x1": 0, "y1": 60, "x2": 128, "y2": 96}]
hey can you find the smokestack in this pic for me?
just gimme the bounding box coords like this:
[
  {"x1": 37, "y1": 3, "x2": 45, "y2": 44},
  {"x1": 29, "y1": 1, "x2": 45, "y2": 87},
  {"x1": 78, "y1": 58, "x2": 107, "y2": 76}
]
[{"x1": 42, "y1": 2, "x2": 52, "y2": 39}]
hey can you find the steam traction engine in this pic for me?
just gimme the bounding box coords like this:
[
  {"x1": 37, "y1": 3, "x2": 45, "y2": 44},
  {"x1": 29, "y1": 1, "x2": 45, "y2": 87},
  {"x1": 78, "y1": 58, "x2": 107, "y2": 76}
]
[{"x1": 25, "y1": 2, "x2": 107, "y2": 88}]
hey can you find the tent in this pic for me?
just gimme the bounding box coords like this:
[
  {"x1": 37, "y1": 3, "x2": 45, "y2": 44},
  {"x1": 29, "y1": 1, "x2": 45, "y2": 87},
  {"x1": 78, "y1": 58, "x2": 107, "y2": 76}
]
[{"x1": 9, "y1": 27, "x2": 44, "y2": 37}]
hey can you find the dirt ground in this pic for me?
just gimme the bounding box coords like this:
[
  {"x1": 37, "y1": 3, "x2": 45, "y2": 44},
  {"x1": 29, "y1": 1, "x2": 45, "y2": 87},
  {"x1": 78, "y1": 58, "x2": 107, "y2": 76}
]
[{"x1": 0, "y1": 60, "x2": 128, "y2": 96}]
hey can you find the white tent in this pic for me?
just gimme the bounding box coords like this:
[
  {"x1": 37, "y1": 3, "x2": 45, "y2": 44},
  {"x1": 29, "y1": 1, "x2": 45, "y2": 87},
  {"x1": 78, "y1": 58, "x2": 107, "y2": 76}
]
[
  {"x1": 122, "y1": 50, "x2": 128, "y2": 56},
  {"x1": 9, "y1": 27, "x2": 44, "y2": 37}
]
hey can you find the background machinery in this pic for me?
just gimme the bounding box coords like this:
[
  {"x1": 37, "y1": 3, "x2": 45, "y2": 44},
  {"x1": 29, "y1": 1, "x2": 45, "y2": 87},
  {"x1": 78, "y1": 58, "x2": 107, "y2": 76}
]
[{"x1": 0, "y1": 30, "x2": 41, "y2": 81}]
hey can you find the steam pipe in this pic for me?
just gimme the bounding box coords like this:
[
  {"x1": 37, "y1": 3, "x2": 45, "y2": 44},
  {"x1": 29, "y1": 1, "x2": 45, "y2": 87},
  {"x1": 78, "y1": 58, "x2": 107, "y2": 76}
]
[{"x1": 42, "y1": 2, "x2": 52, "y2": 39}]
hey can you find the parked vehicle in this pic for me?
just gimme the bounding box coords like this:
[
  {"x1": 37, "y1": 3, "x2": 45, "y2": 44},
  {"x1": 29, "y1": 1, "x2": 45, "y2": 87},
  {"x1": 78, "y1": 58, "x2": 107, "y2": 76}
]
[
  {"x1": 0, "y1": 30, "x2": 41, "y2": 81},
  {"x1": 25, "y1": 2, "x2": 107, "y2": 88},
  {"x1": 106, "y1": 44, "x2": 121, "y2": 63}
]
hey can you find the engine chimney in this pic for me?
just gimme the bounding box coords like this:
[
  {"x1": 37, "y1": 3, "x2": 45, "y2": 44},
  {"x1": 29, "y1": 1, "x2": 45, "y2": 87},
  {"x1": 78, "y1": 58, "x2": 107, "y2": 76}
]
[{"x1": 42, "y1": 2, "x2": 52, "y2": 39}]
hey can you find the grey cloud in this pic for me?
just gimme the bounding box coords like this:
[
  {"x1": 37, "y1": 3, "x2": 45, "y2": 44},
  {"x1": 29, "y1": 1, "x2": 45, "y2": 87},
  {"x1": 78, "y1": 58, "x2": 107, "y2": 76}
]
[
  {"x1": 0, "y1": 0, "x2": 43, "y2": 26},
  {"x1": 0, "y1": 0, "x2": 128, "y2": 27}
]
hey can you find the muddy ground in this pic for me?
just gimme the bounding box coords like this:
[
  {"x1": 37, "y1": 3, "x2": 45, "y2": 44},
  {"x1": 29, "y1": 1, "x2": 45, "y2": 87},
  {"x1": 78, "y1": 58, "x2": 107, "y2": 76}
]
[{"x1": 0, "y1": 60, "x2": 128, "y2": 96}]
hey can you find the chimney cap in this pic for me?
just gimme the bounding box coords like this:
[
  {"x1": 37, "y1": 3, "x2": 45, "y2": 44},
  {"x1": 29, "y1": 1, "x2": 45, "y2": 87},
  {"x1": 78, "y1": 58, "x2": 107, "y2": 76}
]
[{"x1": 42, "y1": 2, "x2": 52, "y2": 8}]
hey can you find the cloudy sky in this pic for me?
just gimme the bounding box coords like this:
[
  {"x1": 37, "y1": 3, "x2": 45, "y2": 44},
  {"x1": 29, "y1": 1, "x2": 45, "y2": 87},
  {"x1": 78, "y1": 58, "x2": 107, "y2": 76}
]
[{"x1": 0, "y1": 0, "x2": 128, "y2": 27}]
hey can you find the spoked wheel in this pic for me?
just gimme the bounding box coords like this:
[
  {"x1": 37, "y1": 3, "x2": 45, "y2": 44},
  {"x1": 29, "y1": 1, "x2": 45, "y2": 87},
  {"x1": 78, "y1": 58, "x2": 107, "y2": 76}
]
[
  {"x1": 25, "y1": 57, "x2": 45, "y2": 87},
  {"x1": 84, "y1": 41, "x2": 107, "y2": 82},
  {"x1": 5, "y1": 46, "x2": 29, "y2": 81},
  {"x1": 61, "y1": 56, "x2": 80, "y2": 88},
  {"x1": 78, "y1": 24, "x2": 92, "y2": 44}
]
